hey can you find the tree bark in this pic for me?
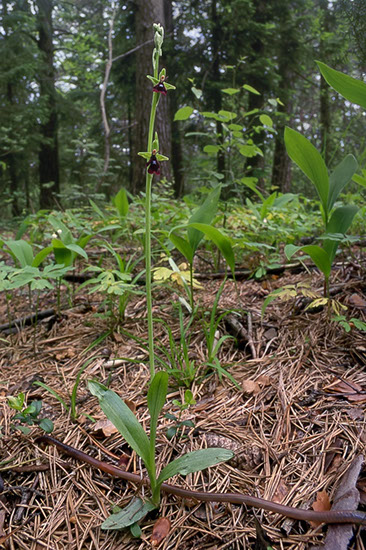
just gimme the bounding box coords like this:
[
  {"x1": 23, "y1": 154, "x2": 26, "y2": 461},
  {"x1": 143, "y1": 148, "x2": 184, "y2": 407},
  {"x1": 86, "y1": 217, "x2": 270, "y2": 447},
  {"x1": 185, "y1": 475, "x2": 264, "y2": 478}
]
[
  {"x1": 132, "y1": 0, "x2": 172, "y2": 195},
  {"x1": 37, "y1": 0, "x2": 60, "y2": 210}
]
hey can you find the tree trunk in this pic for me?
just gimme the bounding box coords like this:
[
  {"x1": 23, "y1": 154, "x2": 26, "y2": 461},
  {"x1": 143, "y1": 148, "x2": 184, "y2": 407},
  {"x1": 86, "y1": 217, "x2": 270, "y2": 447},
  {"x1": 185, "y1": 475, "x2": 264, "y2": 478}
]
[
  {"x1": 37, "y1": 0, "x2": 60, "y2": 210},
  {"x1": 211, "y1": 0, "x2": 225, "y2": 177},
  {"x1": 165, "y1": 0, "x2": 184, "y2": 197},
  {"x1": 319, "y1": 0, "x2": 331, "y2": 165},
  {"x1": 132, "y1": 0, "x2": 172, "y2": 194}
]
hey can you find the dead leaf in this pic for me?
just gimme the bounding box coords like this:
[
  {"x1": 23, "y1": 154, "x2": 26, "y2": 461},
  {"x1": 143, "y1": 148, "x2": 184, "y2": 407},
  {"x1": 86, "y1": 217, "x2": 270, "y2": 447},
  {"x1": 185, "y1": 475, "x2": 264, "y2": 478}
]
[
  {"x1": 273, "y1": 479, "x2": 289, "y2": 504},
  {"x1": 356, "y1": 478, "x2": 366, "y2": 505},
  {"x1": 117, "y1": 453, "x2": 130, "y2": 470},
  {"x1": 310, "y1": 491, "x2": 331, "y2": 527},
  {"x1": 242, "y1": 379, "x2": 260, "y2": 395},
  {"x1": 324, "y1": 378, "x2": 366, "y2": 403},
  {"x1": 347, "y1": 407, "x2": 364, "y2": 420},
  {"x1": 92, "y1": 419, "x2": 118, "y2": 437},
  {"x1": 124, "y1": 399, "x2": 137, "y2": 414},
  {"x1": 256, "y1": 375, "x2": 271, "y2": 387},
  {"x1": 348, "y1": 293, "x2": 366, "y2": 308},
  {"x1": 151, "y1": 517, "x2": 171, "y2": 547},
  {"x1": 310, "y1": 455, "x2": 363, "y2": 550}
]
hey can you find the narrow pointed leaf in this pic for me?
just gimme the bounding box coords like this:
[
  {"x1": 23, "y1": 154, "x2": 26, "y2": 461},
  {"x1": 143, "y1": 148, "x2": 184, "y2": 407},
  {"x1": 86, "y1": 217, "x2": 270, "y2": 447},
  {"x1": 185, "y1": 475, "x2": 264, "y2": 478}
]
[
  {"x1": 316, "y1": 61, "x2": 366, "y2": 110},
  {"x1": 187, "y1": 222, "x2": 235, "y2": 277},
  {"x1": 157, "y1": 448, "x2": 233, "y2": 485},
  {"x1": 328, "y1": 155, "x2": 358, "y2": 212},
  {"x1": 88, "y1": 381, "x2": 150, "y2": 465},
  {"x1": 284, "y1": 127, "x2": 329, "y2": 213},
  {"x1": 168, "y1": 233, "x2": 194, "y2": 264}
]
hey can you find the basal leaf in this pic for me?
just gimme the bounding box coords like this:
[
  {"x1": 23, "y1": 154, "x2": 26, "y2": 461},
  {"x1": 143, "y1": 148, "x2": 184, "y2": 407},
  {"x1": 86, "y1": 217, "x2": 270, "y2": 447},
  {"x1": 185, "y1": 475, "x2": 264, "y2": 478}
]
[
  {"x1": 284, "y1": 127, "x2": 329, "y2": 213},
  {"x1": 157, "y1": 448, "x2": 233, "y2": 485},
  {"x1": 88, "y1": 381, "x2": 150, "y2": 466},
  {"x1": 101, "y1": 498, "x2": 156, "y2": 530},
  {"x1": 147, "y1": 372, "x2": 168, "y2": 448}
]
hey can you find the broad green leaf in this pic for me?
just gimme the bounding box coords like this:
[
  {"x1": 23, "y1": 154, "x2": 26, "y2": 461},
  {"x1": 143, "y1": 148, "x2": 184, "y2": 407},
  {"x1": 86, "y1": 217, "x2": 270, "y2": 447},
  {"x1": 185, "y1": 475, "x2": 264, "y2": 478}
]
[
  {"x1": 174, "y1": 106, "x2": 194, "y2": 121},
  {"x1": 243, "y1": 84, "x2": 260, "y2": 95},
  {"x1": 324, "y1": 205, "x2": 359, "y2": 263},
  {"x1": 188, "y1": 222, "x2": 235, "y2": 277},
  {"x1": 114, "y1": 188, "x2": 129, "y2": 218},
  {"x1": 218, "y1": 110, "x2": 237, "y2": 121},
  {"x1": 239, "y1": 144, "x2": 263, "y2": 158},
  {"x1": 285, "y1": 244, "x2": 331, "y2": 279},
  {"x1": 32, "y1": 246, "x2": 53, "y2": 267},
  {"x1": 169, "y1": 233, "x2": 194, "y2": 264},
  {"x1": 203, "y1": 144, "x2": 221, "y2": 154},
  {"x1": 39, "y1": 418, "x2": 54, "y2": 433},
  {"x1": 284, "y1": 127, "x2": 329, "y2": 213},
  {"x1": 259, "y1": 114, "x2": 273, "y2": 127},
  {"x1": 65, "y1": 243, "x2": 88, "y2": 260},
  {"x1": 5, "y1": 240, "x2": 33, "y2": 267},
  {"x1": 191, "y1": 87, "x2": 202, "y2": 100},
  {"x1": 147, "y1": 372, "x2": 168, "y2": 445},
  {"x1": 88, "y1": 381, "x2": 151, "y2": 466},
  {"x1": 328, "y1": 154, "x2": 358, "y2": 212},
  {"x1": 157, "y1": 448, "x2": 233, "y2": 485},
  {"x1": 222, "y1": 88, "x2": 240, "y2": 95},
  {"x1": 316, "y1": 61, "x2": 366, "y2": 110},
  {"x1": 101, "y1": 498, "x2": 156, "y2": 530},
  {"x1": 52, "y1": 239, "x2": 73, "y2": 266},
  {"x1": 187, "y1": 186, "x2": 221, "y2": 254}
]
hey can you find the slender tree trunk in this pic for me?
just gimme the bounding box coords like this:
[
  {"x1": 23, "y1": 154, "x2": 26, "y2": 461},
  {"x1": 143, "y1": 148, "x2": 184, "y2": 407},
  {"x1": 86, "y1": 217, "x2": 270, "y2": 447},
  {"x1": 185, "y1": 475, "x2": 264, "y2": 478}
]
[
  {"x1": 132, "y1": 0, "x2": 172, "y2": 194},
  {"x1": 37, "y1": 0, "x2": 60, "y2": 210}
]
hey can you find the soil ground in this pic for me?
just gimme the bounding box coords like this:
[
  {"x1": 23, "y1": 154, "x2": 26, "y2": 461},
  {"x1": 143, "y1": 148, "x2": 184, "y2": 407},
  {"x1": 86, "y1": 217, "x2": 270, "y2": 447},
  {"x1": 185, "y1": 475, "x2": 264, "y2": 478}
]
[{"x1": 1, "y1": 250, "x2": 366, "y2": 550}]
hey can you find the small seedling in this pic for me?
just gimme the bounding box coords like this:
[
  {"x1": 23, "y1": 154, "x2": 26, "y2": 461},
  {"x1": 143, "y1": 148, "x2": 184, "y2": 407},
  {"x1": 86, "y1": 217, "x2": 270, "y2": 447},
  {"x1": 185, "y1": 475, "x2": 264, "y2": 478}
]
[
  {"x1": 165, "y1": 389, "x2": 196, "y2": 440},
  {"x1": 8, "y1": 393, "x2": 53, "y2": 434}
]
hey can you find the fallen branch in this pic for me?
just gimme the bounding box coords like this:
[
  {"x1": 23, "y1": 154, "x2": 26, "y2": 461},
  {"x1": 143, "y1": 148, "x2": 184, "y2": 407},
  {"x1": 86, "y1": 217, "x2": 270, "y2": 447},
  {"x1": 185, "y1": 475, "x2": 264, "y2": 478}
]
[{"x1": 37, "y1": 435, "x2": 366, "y2": 526}]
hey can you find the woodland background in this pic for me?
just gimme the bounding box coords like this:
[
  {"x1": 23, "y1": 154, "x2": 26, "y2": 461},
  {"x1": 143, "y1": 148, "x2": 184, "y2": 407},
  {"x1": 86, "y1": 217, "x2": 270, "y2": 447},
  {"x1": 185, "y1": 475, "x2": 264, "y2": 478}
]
[{"x1": 0, "y1": 0, "x2": 365, "y2": 219}]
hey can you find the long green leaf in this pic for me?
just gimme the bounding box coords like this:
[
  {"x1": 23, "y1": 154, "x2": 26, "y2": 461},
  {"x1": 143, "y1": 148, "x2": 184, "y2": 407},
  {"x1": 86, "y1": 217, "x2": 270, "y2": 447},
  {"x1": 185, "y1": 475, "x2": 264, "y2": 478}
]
[
  {"x1": 101, "y1": 497, "x2": 156, "y2": 530},
  {"x1": 328, "y1": 154, "x2": 358, "y2": 212},
  {"x1": 157, "y1": 448, "x2": 233, "y2": 485},
  {"x1": 65, "y1": 243, "x2": 88, "y2": 260},
  {"x1": 323, "y1": 205, "x2": 359, "y2": 263},
  {"x1": 187, "y1": 222, "x2": 235, "y2": 277},
  {"x1": 188, "y1": 186, "x2": 221, "y2": 254},
  {"x1": 88, "y1": 381, "x2": 151, "y2": 466},
  {"x1": 32, "y1": 246, "x2": 53, "y2": 267},
  {"x1": 284, "y1": 127, "x2": 329, "y2": 213},
  {"x1": 317, "y1": 61, "x2": 366, "y2": 110}
]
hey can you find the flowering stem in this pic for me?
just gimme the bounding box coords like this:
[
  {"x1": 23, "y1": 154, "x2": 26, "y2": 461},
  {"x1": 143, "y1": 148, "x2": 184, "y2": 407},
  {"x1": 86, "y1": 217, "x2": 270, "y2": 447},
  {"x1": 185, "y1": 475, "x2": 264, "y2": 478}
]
[{"x1": 145, "y1": 52, "x2": 160, "y2": 379}]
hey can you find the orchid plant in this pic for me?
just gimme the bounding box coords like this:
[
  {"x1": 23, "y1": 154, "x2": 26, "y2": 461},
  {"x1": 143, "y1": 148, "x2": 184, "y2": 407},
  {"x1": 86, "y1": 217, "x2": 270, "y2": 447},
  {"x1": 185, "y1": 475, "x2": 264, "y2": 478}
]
[{"x1": 89, "y1": 24, "x2": 233, "y2": 534}]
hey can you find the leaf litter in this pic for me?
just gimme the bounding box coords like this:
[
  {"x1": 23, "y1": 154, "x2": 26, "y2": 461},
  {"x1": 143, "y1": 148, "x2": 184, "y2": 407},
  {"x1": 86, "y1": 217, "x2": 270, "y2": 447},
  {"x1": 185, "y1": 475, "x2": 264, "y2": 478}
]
[{"x1": 0, "y1": 264, "x2": 365, "y2": 549}]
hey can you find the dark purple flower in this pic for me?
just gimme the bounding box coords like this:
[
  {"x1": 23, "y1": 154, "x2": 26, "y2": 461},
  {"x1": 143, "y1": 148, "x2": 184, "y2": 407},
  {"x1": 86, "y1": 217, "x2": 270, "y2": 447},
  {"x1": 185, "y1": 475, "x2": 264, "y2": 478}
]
[
  {"x1": 153, "y1": 75, "x2": 167, "y2": 96},
  {"x1": 147, "y1": 150, "x2": 160, "y2": 175}
]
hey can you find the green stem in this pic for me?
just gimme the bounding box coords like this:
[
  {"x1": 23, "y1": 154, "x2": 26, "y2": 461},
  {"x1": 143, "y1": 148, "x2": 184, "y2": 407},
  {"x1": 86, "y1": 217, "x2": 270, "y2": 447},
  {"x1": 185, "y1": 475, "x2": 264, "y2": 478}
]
[
  {"x1": 145, "y1": 53, "x2": 160, "y2": 379},
  {"x1": 189, "y1": 261, "x2": 194, "y2": 310}
]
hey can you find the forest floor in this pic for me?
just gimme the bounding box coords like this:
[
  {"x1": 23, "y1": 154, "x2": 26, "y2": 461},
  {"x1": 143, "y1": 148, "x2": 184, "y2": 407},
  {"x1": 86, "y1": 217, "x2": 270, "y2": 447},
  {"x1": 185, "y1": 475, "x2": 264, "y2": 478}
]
[{"x1": 0, "y1": 248, "x2": 366, "y2": 550}]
